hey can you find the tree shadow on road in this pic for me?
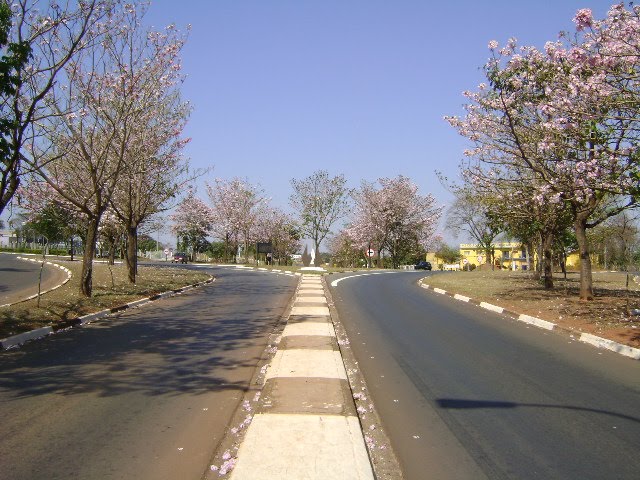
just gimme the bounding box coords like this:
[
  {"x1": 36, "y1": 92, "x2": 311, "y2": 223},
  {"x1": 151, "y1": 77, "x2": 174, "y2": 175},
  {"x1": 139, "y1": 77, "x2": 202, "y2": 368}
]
[
  {"x1": 436, "y1": 398, "x2": 640, "y2": 424},
  {"x1": 0, "y1": 272, "x2": 297, "y2": 399}
]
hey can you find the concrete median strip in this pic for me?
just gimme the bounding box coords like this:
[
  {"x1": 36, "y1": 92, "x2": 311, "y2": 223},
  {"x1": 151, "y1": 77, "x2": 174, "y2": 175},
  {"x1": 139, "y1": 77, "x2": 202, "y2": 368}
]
[
  {"x1": 266, "y1": 349, "x2": 348, "y2": 380},
  {"x1": 298, "y1": 287, "x2": 324, "y2": 294},
  {"x1": 296, "y1": 295, "x2": 328, "y2": 303},
  {"x1": 282, "y1": 321, "x2": 336, "y2": 337},
  {"x1": 229, "y1": 414, "x2": 373, "y2": 480},
  {"x1": 222, "y1": 274, "x2": 375, "y2": 480},
  {"x1": 290, "y1": 305, "x2": 331, "y2": 316}
]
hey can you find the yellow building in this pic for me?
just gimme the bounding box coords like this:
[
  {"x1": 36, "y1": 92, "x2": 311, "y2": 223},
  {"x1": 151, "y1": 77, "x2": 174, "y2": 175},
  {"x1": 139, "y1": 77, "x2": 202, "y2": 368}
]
[{"x1": 459, "y1": 242, "x2": 529, "y2": 270}]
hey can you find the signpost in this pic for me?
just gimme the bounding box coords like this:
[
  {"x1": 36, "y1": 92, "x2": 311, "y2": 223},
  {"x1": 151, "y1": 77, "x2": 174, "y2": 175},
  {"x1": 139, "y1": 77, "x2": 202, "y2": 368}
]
[{"x1": 257, "y1": 242, "x2": 273, "y2": 265}]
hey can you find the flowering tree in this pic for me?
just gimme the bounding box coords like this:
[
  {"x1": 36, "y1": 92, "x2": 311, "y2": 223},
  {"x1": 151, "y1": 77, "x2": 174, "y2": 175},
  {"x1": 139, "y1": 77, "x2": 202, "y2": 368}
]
[
  {"x1": 25, "y1": 3, "x2": 191, "y2": 295},
  {"x1": 347, "y1": 176, "x2": 442, "y2": 268},
  {"x1": 169, "y1": 189, "x2": 212, "y2": 258},
  {"x1": 97, "y1": 209, "x2": 125, "y2": 265},
  {"x1": 22, "y1": 4, "x2": 188, "y2": 296},
  {"x1": 444, "y1": 165, "x2": 574, "y2": 285},
  {"x1": 290, "y1": 170, "x2": 351, "y2": 266},
  {"x1": 0, "y1": 0, "x2": 116, "y2": 215},
  {"x1": 17, "y1": 178, "x2": 91, "y2": 264},
  {"x1": 207, "y1": 178, "x2": 267, "y2": 263},
  {"x1": 254, "y1": 206, "x2": 301, "y2": 265},
  {"x1": 446, "y1": 5, "x2": 640, "y2": 300},
  {"x1": 103, "y1": 6, "x2": 192, "y2": 283},
  {"x1": 328, "y1": 230, "x2": 364, "y2": 268}
]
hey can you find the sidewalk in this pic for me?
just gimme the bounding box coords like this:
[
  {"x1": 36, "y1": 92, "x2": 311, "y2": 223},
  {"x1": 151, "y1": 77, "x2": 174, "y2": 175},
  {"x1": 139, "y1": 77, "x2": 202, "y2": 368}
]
[{"x1": 215, "y1": 274, "x2": 375, "y2": 479}]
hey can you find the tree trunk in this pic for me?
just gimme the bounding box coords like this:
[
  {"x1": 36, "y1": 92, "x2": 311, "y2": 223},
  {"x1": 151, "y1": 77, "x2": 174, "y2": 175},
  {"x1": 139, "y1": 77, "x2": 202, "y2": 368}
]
[
  {"x1": 574, "y1": 215, "x2": 594, "y2": 300},
  {"x1": 541, "y1": 231, "x2": 554, "y2": 289},
  {"x1": 80, "y1": 217, "x2": 99, "y2": 297},
  {"x1": 126, "y1": 224, "x2": 138, "y2": 284},
  {"x1": 314, "y1": 240, "x2": 321, "y2": 267},
  {"x1": 109, "y1": 244, "x2": 116, "y2": 266},
  {"x1": 533, "y1": 239, "x2": 542, "y2": 280}
]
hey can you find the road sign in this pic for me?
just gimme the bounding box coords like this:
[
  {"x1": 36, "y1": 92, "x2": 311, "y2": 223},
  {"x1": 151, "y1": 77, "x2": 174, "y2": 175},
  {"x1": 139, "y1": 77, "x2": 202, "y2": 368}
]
[
  {"x1": 463, "y1": 258, "x2": 469, "y2": 264},
  {"x1": 164, "y1": 248, "x2": 169, "y2": 255},
  {"x1": 257, "y1": 242, "x2": 272, "y2": 254},
  {"x1": 366, "y1": 249, "x2": 375, "y2": 257}
]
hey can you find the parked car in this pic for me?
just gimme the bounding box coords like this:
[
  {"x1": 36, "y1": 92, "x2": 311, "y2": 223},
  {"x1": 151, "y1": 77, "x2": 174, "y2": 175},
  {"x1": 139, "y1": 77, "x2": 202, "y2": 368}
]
[
  {"x1": 414, "y1": 260, "x2": 432, "y2": 270},
  {"x1": 172, "y1": 252, "x2": 188, "y2": 264}
]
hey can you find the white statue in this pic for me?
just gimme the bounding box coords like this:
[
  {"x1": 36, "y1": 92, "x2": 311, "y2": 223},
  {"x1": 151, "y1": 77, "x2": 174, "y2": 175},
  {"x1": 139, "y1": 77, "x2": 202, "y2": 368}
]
[{"x1": 310, "y1": 248, "x2": 316, "y2": 265}]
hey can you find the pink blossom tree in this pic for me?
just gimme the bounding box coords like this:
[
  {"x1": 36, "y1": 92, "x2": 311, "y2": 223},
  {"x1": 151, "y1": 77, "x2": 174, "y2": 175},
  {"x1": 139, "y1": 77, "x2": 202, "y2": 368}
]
[
  {"x1": 446, "y1": 5, "x2": 640, "y2": 300},
  {"x1": 169, "y1": 189, "x2": 213, "y2": 258},
  {"x1": 97, "y1": 209, "x2": 125, "y2": 266},
  {"x1": 0, "y1": 0, "x2": 118, "y2": 215},
  {"x1": 207, "y1": 178, "x2": 267, "y2": 263},
  {"x1": 28, "y1": 3, "x2": 190, "y2": 296},
  {"x1": 254, "y1": 206, "x2": 301, "y2": 265},
  {"x1": 327, "y1": 230, "x2": 364, "y2": 268},
  {"x1": 347, "y1": 176, "x2": 442, "y2": 268},
  {"x1": 102, "y1": 7, "x2": 192, "y2": 283}
]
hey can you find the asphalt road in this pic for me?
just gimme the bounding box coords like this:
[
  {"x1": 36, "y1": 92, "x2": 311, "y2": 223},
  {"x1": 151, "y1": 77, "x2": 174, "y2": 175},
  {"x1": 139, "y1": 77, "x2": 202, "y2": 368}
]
[
  {"x1": 0, "y1": 253, "x2": 68, "y2": 305},
  {"x1": 0, "y1": 267, "x2": 297, "y2": 480},
  {"x1": 329, "y1": 271, "x2": 640, "y2": 480}
]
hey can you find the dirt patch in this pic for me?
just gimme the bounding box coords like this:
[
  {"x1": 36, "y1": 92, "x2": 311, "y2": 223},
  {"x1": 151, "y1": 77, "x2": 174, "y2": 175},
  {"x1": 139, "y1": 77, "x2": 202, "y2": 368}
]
[
  {"x1": 424, "y1": 269, "x2": 640, "y2": 349},
  {"x1": 0, "y1": 260, "x2": 211, "y2": 339}
]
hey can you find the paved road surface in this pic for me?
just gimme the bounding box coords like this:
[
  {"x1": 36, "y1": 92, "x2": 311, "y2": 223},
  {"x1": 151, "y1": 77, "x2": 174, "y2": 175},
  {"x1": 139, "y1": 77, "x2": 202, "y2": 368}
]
[
  {"x1": 0, "y1": 267, "x2": 297, "y2": 480},
  {"x1": 329, "y1": 271, "x2": 640, "y2": 480},
  {"x1": 0, "y1": 253, "x2": 68, "y2": 305}
]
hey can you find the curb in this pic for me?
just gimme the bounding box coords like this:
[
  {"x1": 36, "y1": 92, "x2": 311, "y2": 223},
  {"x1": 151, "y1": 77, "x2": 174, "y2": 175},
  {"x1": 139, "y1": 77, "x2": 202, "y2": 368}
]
[
  {"x1": 419, "y1": 280, "x2": 640, "y2": 361},
  {"x1": 0, "y1": 256, "x2": 73, "y2": 308},
  {"x1": 0, "y1": 276, "x2": 215, "y2": 351}
]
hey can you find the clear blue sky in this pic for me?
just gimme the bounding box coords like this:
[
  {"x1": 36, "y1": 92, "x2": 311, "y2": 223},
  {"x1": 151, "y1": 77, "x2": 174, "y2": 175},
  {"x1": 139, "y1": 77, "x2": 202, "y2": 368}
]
[
  {"x1": 144, "y1": 0, "x2": 614, "y2": 241},
  {"x1": 1, "y1": 0, "x2": 618, "y2": 245}
]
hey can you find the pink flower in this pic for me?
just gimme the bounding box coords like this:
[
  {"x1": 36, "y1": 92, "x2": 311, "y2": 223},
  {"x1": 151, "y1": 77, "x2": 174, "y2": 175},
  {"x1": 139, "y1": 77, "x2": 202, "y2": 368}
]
[
  {"x1": 219, "y1": 458, "x2": 237, "y2": 476},
  {"x1": 573, "y1": 8, "x2": 593, "y2": 31}
]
